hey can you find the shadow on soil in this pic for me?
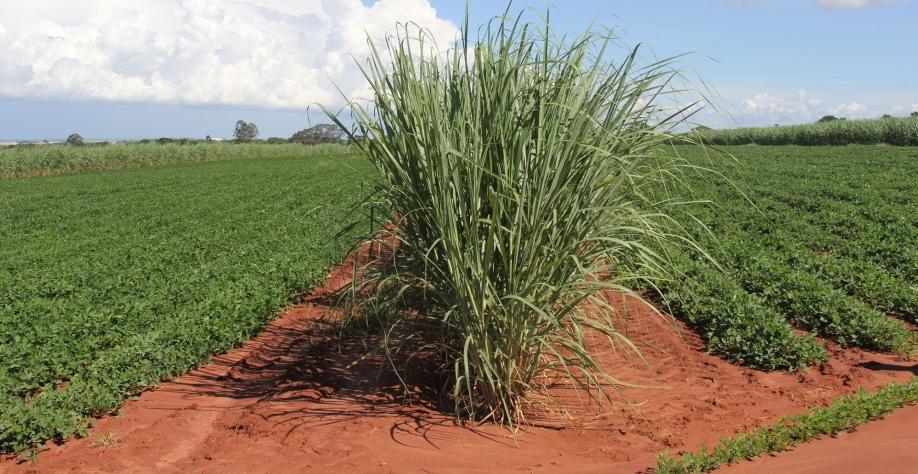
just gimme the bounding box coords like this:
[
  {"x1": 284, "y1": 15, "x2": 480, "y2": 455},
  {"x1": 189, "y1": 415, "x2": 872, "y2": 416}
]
[
  {"x1": 159, "y1": 289, "x2": 514, "y2": 449},
  {"x1": 858, "y1": 361, "x2": 918, "y2": 375}
]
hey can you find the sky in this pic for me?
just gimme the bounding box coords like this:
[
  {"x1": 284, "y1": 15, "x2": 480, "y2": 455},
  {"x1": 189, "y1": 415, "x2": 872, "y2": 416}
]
[{"x1": 0, "y1": 0, "x2": 915, "y2": 140}]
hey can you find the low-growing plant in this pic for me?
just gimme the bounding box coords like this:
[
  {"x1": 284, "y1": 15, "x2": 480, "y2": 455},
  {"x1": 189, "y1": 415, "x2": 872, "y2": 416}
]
[
  {"x1": 327, "y1": 10, "x2": 703, "y2": 424},
  {"x1": 655, "y1": 377, "x2": 918, "y2": 473},
  {"x1": 721, "y1": 239, "x2": 915, "y2": 353},
  {"x1": 91, "y1": 432, "x2": 118, "y2": 449},
  {"x1": 0, "y1": 154, "x2": 373, "y2": 455},
  {"x1": 659, "y1": 146, "x2": 918, "y2": 355},
  {"x1": 661, "y1": 251, "x2": 827, "y2": 371},
  {"x1": 0, "y1": 142, "x2": 348, "y2": 179}
]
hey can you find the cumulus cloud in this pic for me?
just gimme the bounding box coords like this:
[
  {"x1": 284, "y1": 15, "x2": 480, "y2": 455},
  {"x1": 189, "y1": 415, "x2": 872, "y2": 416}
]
[
  {"x1": 725, "y1": 89, "x2": 879, "y2": 125},
  {"x1": 891, "y1": 103, "x2": 918, "y2": 114},
  {"x1": 826, "y1": 101, "x2": 867, "y2": 116},
  {"x1": 741, "y1": 90, "x2": 822, "y2": 117},
  {"x1": 817, "y1": 0, "x2": 909, "y2": 9},
  {"x1": 0, "y1": 0, "x2": 459, "y2": 109}
]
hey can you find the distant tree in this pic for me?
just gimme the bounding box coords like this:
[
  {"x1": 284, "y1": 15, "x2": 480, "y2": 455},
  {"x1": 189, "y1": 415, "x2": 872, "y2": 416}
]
[
  {"x1": 266, "y1": 137, "x2": 288, "y2": 144},
  {"x1": 66, "y1": 133, "x2": 84, "y2": 146},
  {"x1": 911, "y1": 111, "x2": 918, "y2": 118},
  {"x1": 290, "y1": 123, "x2": 346, "y2": 145},
  {"x1": 205, "y1": 135, "x2": 213, "y2": 142},
  {"x1": 347, "y1": 133, "x2": 368, "y2": 145},
  {"x1": 816, "y1": 115, "x2": 841, "y2": 123},
  {"x1": 881, "y1": 114, "x2": 893, "y2": 120},
  {"x1": 233, "y1": 120, "x2": 259, "y2": 142}
]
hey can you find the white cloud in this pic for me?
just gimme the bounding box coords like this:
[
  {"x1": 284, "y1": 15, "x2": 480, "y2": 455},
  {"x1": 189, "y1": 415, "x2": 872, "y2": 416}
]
[
  {"x1": 694, "y1": 89, "x2": 884, "y2": 127},
  {"x1": 739, "y1": 90, "x2": 825, "y2": 119},
  {"x1": 0, "y1": 0, "x2": 459, "y2": 109},
  {"x1": 891, "y1": 103, "x2": 918, "y2": 114},
  {"x1": 817, "y1": 0, "x2": 908, "y2": 9},
  {"x1": 826, "y1": 101, "x2": 867, "y2": 116}
]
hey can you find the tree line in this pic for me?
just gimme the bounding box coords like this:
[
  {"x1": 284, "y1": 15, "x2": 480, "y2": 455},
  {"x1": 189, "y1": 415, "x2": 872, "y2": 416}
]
[{"x1": 62, "y1": 121, "x2": 348, "y2": 146}]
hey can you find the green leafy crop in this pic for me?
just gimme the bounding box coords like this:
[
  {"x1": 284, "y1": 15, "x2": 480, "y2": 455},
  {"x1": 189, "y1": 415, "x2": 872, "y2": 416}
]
[
  {"x1": 0, "y1": 152, "x2": 373, "y2": 455},
  {"x1": 655, "y1": 377, "x2": 918, "y2": 473},
  {"x1": 657, "y1": 145, "x2": 917, "y2": 359}
]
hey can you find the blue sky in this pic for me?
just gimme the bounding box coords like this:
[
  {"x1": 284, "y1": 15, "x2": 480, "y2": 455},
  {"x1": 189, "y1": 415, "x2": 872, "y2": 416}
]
[{"x1": 0, "y1": 0, "x2": 915, "y2": 140}]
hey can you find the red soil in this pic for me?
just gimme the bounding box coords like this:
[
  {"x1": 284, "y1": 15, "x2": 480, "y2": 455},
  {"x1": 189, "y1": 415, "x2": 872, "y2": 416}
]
[
  {"x1": 722, "y1": 403, "x2": 918, "y2": 474},
  {"x1": 2, "y1": 255, "x2": 915, "y2": 473}
]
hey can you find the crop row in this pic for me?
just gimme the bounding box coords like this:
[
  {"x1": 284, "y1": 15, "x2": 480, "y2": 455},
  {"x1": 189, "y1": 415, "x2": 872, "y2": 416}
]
[
  {"x1": 0, "y1": 153, "x2": 373, "y2": 455},
  {"x1": 648, "y1": 145, "x2": 917, "y2": 365},
  {"x1": 680, "y1": 145, "x2": 917, "y2": 309},
  {"x1": 717, "y1": 238, "x2": 913, "y2": 352},
  {"x1": 0, "y1": 142, "x2": 347, "y2": 179},
  {"x1": 688, "y1": 183, "x2": 918, "y2": 322},
  {"x1": 750, "y1": 199, "x2": 918, "y2": 321},
  {"x1": 679, "y1": 188, "x2": 915, "y2": 351},
  {"x1": 757, "y1": 195, "x2": 918, "y2": 285},
  {"x1": 668, "y1": 205, "x2": 912, "y2": 353},
  {"x1": 656, "y1": 377, "x2": 918, "y2": 473},
  {"x1": 659, "y1": 251, "x2": 827, "y2": 371},
  {"x1": 695, "y1": 115, "x2": 918, "y2": 146}
]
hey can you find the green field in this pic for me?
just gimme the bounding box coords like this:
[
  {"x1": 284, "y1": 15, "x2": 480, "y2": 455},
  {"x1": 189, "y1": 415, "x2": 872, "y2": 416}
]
[
  {"x1": 0, "y1": 142, "x2": 347, "y2": 179},
  {"x1": 0, "y1": 152, "x2": 373, "y2": 454},
  {"x1": 658, "y1": 145, "x2": 917, "y2": 370},
  {"x1": 1, "y1": 144, "x2": 916, "y2": 455},
  {"x1": 696, "y1": 115, "x2": 918, "y2": 146}
]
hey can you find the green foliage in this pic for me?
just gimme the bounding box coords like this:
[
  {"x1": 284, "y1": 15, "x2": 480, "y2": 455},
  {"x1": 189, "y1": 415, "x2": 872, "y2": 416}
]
[
  {"x1": 0, "y1": 153, "x2": 373, "y2": 455},
  {"x1": 696, "y1": 115, "x2": 918, "y2": 146},
  {"x1": 233, "y1": 120, "x2": 259, "y2": 142},
  {"x1": 65, "y1": 133, "x2": 84, "y2": 146},
  {"x1": 720, "y1": 240, "x2": 912, "y2": 352},
  {"x1": 660, "y1": 252, "x2": 827, "y2": 370},
  {"x1": 0, "y1": 142, "x2": 346, "y2": 179},
  {"x1": 655, "y1": 377, "x2": 918, "y2": 473},
  {"x1": 327, "y1": 11, "x2": 699, "y2": 424},
  {"x1": 290, "y1": 124, "x2": 346, "y2": 145},
  {"x1": 660, "y1": 145, "x2": 918, "y2": 356},
  {"x1": 716, "y1": 200, "x2": 918, "y2": 324}
]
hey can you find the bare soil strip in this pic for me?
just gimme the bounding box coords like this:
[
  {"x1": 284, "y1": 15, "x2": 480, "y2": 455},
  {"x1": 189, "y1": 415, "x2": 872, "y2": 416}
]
[{"x1": 3, "y1": 256, "x2": 915, "y2": 473}]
